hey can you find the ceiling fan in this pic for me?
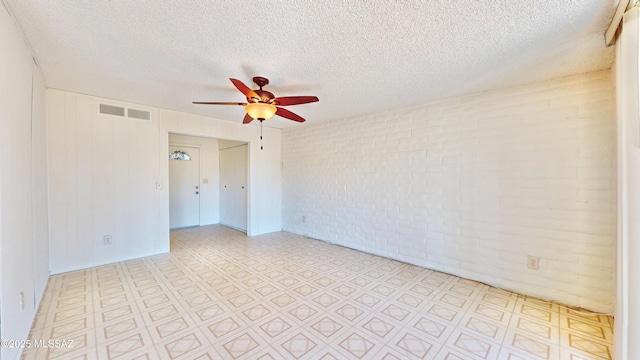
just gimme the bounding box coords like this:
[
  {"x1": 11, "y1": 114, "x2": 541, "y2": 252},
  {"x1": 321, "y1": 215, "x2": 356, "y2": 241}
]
[{"x1": 193, "y1": 76, "x2": 319, "y2": 124}]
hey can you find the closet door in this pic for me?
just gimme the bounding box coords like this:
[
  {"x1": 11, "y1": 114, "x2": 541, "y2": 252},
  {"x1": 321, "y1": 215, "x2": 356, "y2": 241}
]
[
  {"x1": 219, "y1": 146, "x2": 235, "y2": 227},
  {"x1": 236, "y1": 145, "x2": 248, "y2": 230},
  {"x1": 219, "y1": 145, "x2": 247, "y2": 231}
]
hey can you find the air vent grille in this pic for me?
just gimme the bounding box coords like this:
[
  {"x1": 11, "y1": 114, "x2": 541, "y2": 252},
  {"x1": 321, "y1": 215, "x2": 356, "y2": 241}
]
[
  {"x1": 98, "y1": 103, "x2": 152, "y2": 121},
  {"x1": 127, "y1": 108, "x2": 151, "y2": 120},
  {"x1": 99, "y1": 104, "x2": 125, "y2": 117}
]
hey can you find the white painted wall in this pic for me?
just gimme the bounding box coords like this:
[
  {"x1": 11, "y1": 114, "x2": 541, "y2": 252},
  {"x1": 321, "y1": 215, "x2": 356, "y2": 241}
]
[
  {"x1": 615, "y1": 7, "x2": 640, "y2": 360},
  {"x1": 0, "y1": 5, "x2": 49, "y2": 360},
  {"x1": 47, "y1": 91, "x2": 283, "y2": 274},
  {"x1": 169, "y1": 134, "x2": 220, "y2": 225},
  {"x1": 47, "y1": 92, "x2": 164, "y2": 274},
  {"x1": 219, "y1": 139, "x2": 247, "y2": 150},
  {"x1": 283, "y1": 70, "x2": 616, "y2": 313}
]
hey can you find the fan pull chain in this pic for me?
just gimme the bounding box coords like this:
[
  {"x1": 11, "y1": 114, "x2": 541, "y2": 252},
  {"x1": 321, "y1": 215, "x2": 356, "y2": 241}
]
[{"x1": 260, "y1": 120, "x2": 263, "y2": 150}]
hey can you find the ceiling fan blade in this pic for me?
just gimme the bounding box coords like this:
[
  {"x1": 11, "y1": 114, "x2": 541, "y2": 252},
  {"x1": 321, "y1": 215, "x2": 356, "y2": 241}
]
[
  {"x1": 273, "y1": 96, "x2": 319, "y2": 106},
  {"x1": 192, "y1": 101, "x2": 247, "y2": 105},
  {"x1": 275, "y1": 107, "x2": 306, "y2": 122},
  {"x1": 229, "y1": 78, "x2": 260, "y2": 100},
  {"x1": 242, "y1": 113, "x2": 253, "y2": 124}
]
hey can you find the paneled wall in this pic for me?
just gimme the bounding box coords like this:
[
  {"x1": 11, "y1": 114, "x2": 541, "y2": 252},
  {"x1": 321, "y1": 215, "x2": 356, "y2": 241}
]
[
  {"x1": 47, "y1": 90, "x2": 283, "y2": 274},
  {"x1": 283, "y1": 71, "x2": 616, "y2": 313},
  {"x1": 47, "y1": 92, "x2": 163, "y2": 273},
  {"x1": 0, "y1": 5, "x2": 49, "y2": 360}
]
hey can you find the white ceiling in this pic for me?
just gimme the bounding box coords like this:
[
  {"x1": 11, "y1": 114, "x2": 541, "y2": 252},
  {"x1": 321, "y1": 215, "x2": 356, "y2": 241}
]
[{"x1": 4, "y1": 0, "x2": 617, "y2": 129}]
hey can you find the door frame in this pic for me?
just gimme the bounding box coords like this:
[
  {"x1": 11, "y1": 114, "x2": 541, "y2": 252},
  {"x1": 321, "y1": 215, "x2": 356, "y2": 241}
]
[
  {"x1": 165, "y1": 133, "x2": 252, "y2": 234},
  {"x1": 168, "y1": 142, "x2": 202, "y2": 228}
]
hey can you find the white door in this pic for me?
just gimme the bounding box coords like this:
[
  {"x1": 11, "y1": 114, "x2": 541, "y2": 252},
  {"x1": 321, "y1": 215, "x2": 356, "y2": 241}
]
[
  {"x1": 219, "y1": 147, "x2": 235, "y2": 227},
  {"x1": 236, "y1": 145, "x2": 248, "y2": 229},
  {"x1": 219, "y1": 144, "x2": 248, "y2": 231},
  {"x1": 169, "y1": 146, "x2": 200, "y2": 229}
]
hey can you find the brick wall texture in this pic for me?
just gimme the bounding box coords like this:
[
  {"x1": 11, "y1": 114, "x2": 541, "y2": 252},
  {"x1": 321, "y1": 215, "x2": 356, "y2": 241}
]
[{"x1": 282, "y1": 70, "x2": 616, "y2": 313}]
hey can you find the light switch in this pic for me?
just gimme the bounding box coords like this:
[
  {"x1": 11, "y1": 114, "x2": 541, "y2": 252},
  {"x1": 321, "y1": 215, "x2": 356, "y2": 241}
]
[{"x1": 202, "y1": 178, "x2": 208, "y2": 184}]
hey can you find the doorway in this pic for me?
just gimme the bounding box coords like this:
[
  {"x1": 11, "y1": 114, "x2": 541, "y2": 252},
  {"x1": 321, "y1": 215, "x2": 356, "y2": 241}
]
[
  {"x1": 167, "y1": 135, "x2": 248, "y2": 233},
  {"x1": 169, "y1": 145, "x2": 200, "y2": 229}
]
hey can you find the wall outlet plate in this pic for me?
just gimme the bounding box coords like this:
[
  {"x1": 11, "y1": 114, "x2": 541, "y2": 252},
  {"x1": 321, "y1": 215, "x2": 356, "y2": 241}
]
[
  {"x1": 104, "y1": 235, "x2": 112, "y2": 245},
  {"x1": 527, "y1": 256, "x2": 539, "y2": 270}
]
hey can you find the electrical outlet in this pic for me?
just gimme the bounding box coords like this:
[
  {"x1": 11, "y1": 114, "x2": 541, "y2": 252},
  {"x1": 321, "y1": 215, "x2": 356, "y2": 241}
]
[
  {"x1": 104, "y1": 235, "x2": 112, "y2": 245},
  {"x1": 527, "y1": 256, "x2": 539, "y2": 270},
  {"x1": 302, "y1": 216, "x2": 306, "y2": 223},
  {"x1": 156, "y1": 181, "x2": 163, "y2": 190},
  {"x1": 19, "y1": 291, "x2": 24, "y2": 311}
]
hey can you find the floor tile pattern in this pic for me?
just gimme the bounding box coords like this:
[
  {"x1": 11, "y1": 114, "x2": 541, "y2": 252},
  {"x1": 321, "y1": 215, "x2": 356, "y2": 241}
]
[{"x1": 22, "y1": 225, "x2": 614, "y2": 359}]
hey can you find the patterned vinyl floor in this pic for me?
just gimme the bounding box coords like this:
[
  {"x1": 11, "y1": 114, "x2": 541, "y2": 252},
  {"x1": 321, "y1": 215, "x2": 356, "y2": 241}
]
[{"x1": 22, "y1": 225, "x2": 614, "y2": 359}]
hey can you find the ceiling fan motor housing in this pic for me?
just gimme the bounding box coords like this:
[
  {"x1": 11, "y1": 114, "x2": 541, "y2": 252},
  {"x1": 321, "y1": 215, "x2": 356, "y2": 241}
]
[
  {"x1": 252, "y1": 89, "x2": 275, "y2": 103},
  {"x1": 251, "y1": 77, "x2": 274, "y2": 103}
]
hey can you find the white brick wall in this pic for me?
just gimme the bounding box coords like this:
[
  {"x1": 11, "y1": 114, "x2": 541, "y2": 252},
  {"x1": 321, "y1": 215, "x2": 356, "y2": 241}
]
[{"x1": 282, "y1": 70, "x2": 616, "y2": 313}]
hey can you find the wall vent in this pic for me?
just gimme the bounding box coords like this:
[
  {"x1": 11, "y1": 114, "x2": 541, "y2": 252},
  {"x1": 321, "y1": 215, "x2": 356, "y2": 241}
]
[
  {"x1": 98, "y1": 103, "x2": 152, "y2": 121},
  {"x1": 99, "y1": 104, "x2": 125, "y2": 117},
  {"x1": 127, "y1": 108, "x2": 151, "y2": 121}
]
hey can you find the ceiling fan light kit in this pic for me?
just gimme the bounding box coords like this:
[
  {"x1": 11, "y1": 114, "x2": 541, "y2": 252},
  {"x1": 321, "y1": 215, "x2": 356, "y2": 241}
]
[
  {"x1": 193, "y1": 76, "x2": 319, "y2": 150},
  {"x1": 245, "y1": 102, "x2": 277, "y2": 121}
]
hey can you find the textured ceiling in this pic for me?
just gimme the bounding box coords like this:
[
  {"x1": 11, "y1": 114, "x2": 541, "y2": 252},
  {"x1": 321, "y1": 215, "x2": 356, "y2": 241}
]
[{"x1": 4, "y1": 0, "x2": 617, "y2": 128}]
